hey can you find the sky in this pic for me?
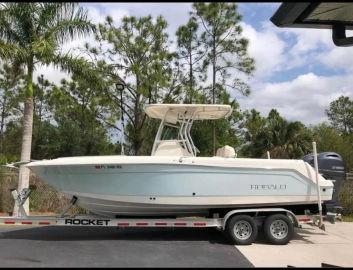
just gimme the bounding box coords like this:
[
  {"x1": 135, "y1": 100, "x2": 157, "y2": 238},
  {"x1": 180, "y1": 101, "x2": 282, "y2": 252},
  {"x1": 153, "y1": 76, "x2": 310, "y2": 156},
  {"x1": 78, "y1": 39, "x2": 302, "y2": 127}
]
[{"x1": 35, "y1": 2, "x2": 353, "y2": 126}]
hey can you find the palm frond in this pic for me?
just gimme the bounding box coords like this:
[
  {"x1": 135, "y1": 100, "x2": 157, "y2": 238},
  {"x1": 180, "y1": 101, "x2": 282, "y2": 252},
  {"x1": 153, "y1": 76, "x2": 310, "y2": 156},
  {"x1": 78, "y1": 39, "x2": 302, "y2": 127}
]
[
  {"x1": 6, "y1": 3, "x2": 36, "y2": 45},
  {"x1": 41, "y1": 4, "x2": 94, "y2": 44},
  {"x1": 51, "y1": 52, "x2": 96, "y2": 79},
  {"x1": 0, "y1": 4, "x2": 25, "y2": 44},
  {"x1": 36, "y1": 3, "x2": 73, "y2": 34},
  {"x1": 45, "y1": 17, "x2": 94, "y2": 44},
  {"x1": 32, "y1": 36, "x2": 57, "y2": 63},
  {"x1": 0, "y1": 2, "x2": 93, "y2": 69},
  {"x1": 0, "y1": 41, "x2": 27, "y2": 61}
]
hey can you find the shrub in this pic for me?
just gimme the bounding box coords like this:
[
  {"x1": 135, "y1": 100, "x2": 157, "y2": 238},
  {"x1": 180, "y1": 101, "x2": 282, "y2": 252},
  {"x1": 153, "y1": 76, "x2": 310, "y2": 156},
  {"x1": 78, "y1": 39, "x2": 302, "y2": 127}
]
[{"x1": 338, "y1": 180, "x2": 353, "y2": 215}]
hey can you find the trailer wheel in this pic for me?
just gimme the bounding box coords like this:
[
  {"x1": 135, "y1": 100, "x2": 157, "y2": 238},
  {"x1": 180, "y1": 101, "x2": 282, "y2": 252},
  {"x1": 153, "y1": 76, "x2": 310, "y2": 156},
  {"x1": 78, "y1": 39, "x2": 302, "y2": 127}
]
[
  {"x1": 263, "y1": 214, "x2": 293, "y2": 245},
  {"x1": 226, "y1": 215, "x2": 258, "y2": 245}
]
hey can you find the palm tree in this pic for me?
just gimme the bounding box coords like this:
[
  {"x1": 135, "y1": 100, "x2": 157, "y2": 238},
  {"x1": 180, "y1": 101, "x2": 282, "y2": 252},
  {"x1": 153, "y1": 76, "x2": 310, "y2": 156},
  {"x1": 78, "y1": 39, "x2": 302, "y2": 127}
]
[
  {"x1": 0, "y1": 3, "x2": 94, "y2": 216},
  {"x1": 265, "y1": 110, "x2": 312, "y2": 159}
]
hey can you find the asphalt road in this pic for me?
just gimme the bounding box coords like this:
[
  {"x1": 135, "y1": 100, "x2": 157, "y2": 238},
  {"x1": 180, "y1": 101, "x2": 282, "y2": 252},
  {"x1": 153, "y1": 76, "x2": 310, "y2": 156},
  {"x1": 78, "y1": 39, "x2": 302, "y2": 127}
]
[{"x1": 0, "y1": 226, "x2": 253, "y2": 267}]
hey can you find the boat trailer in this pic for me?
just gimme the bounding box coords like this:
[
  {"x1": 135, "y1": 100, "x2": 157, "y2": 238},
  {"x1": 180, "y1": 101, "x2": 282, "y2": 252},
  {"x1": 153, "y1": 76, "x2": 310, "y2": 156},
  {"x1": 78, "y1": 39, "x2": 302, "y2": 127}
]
[{"x1": 0, "y1": 187, "x2": 342, "y2": 245}]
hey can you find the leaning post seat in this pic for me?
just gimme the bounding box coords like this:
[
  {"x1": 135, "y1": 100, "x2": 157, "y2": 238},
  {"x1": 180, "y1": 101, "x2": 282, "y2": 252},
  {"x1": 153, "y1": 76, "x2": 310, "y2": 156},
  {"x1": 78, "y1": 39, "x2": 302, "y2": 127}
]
[
  {"x1": 216, "y1": 145, "x2": 237, "y2": 158},
  {"x1": 153, "y1": 140, "x2": 193, "y2": 156}
]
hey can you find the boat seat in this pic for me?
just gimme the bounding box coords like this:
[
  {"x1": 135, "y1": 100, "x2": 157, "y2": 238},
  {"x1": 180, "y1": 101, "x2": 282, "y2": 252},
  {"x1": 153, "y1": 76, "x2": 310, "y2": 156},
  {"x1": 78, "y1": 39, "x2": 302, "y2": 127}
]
[
  {"x1": 216, "y1": 145, "x2": 236, "y2": 158},
  {"x1": 153, "y1": 140, "x2": 192, "y2": 156}
]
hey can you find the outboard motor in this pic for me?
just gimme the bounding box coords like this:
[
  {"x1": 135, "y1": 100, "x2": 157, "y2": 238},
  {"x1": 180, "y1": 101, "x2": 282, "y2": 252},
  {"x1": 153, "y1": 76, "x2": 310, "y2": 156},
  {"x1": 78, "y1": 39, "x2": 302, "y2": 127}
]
[{"x1": 302, "y1": 152, "x2": 346, "y2": 212}]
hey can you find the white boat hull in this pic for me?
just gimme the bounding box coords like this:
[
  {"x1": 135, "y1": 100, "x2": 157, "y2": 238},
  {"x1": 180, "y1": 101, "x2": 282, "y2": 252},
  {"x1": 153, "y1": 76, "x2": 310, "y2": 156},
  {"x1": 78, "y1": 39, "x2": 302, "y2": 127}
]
[
  {"x1": 27, "y1": 156, "x2": 334, "y2": 217},
  {"x1": 72, "y1": 192, "x2": 330, "y2": 217}
]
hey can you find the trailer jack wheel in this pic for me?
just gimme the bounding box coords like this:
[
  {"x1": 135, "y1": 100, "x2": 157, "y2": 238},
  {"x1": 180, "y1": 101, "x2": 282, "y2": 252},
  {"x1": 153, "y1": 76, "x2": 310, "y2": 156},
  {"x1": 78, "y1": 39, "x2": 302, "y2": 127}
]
[{"x1": 225, "y1": 215, "x2": 257, "y2": 245}]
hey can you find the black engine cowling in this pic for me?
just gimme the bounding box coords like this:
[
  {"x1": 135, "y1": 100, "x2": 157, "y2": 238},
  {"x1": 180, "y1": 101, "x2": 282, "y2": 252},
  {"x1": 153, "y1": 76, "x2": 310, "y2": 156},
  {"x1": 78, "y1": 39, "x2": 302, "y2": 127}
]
[{"x1": 302, "y1": 152, "x2": 346, "y2": 209}]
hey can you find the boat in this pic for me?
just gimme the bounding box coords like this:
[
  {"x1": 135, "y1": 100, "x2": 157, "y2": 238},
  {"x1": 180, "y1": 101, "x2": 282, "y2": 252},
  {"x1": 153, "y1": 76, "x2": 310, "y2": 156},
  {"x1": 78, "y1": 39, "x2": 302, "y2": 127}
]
[{"x1": 25, "y1": 104, "x2": 334, "y2": 218}]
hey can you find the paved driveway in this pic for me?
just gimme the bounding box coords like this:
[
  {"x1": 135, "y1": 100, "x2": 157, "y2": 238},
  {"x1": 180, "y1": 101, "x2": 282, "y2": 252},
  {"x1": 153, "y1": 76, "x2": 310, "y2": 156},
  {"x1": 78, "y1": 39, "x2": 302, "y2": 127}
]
[
  {"x1": 0, "y1": 226, "x2": 253, "y2": 267},
  {"x1": 237, "y1": 221, "x2": 353, "y2": 267}
]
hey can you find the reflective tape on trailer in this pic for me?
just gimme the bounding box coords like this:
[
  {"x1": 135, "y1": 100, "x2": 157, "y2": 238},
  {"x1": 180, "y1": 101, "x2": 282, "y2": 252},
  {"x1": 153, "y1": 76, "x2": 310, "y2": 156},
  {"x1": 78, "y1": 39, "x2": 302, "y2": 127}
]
[
  {"x1": 155, "y1": 222, "x2": 167, "y2": 226},
  {"x1": 0, "y1": 219, "x2": 53, "y2": 225},
  {"x1": 4, "y1": 220, "x2": 15, "y2": 224},
  {"x1": 174, "y1": 222, "x2": 187, "y2": 226},
  {"x1": 117, "y1": 222, "x2": 130, "y2": 227},
  {"x1": 136, "y1": 222, "x2": 148, "y2": 226},
  {"x1": 38, "y1": 221, "x2": 51, "y2": 225},
  {"x1": 193, "y1": 222, "x2": 207, "y2": 226},
  {"x1": 21, "y1": 221, "x2": 32, "y2": 225}
]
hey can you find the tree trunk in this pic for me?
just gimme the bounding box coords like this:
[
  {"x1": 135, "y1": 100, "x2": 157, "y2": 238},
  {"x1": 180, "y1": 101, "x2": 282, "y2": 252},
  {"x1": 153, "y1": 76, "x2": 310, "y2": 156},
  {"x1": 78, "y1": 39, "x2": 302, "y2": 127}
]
[
  {"x1": 189, "y1": 41, "x2": 193, "y2": 104},
  {"x1": 212, "y1": 37, "x2": 216, "y2": 156},
  {"x1": 13, "y1": 61, "x2": 34, "y2": 217},
  {"x1": 0, "y1": 95, "x2": 7, "y2": 153},
  {"x1": 133, "y1": 77, "x2": 141, "y2": 155}
]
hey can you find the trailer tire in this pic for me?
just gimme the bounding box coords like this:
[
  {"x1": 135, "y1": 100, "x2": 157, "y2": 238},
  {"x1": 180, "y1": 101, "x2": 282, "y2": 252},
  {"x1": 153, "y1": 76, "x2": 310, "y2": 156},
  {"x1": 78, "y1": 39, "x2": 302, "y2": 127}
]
[
  {"x1": 225, "y1": 215, "x2": 258, "y2": 245},
  {"x1": 263, "y1": 214, "x2": 293, "y2": 245}
]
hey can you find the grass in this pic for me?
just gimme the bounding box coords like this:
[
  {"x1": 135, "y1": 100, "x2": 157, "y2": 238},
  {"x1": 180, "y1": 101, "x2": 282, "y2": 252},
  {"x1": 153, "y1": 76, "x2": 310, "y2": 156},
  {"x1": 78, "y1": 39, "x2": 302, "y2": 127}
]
[{"x1": 342, "y1": 215, "x2": 353, "y2": 222}]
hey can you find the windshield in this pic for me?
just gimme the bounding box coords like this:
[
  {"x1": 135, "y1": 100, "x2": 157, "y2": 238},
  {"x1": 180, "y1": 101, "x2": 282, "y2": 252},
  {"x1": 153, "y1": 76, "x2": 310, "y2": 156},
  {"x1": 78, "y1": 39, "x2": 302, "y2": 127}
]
[
  {"x1": 151, "y1": 117, "x2": 198, "y2": 157},
  {"x1": 161, "y1": 125, "x2": 179, "y2": 140}
]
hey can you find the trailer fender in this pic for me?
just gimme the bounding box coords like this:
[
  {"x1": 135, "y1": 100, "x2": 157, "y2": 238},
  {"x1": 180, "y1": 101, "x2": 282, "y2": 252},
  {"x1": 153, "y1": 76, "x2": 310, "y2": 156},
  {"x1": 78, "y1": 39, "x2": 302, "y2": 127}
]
[{"x1": 222, "y1": 208, "x2": 299, "y2": 230}]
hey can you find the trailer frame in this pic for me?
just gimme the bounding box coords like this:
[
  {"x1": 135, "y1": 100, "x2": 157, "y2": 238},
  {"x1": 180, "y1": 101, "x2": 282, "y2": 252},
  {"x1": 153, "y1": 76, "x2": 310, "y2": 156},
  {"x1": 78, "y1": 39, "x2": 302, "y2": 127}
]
[{"x1": 0, "y1": 188, "x2": 342, "y2": 245}]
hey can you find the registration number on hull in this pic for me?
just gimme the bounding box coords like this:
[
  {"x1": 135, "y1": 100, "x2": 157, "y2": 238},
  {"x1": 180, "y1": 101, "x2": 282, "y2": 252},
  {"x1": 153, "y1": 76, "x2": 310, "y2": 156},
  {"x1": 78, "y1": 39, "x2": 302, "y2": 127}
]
[{"x1": 94, "y1": 165, "x2": 122, "y2": 169}]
